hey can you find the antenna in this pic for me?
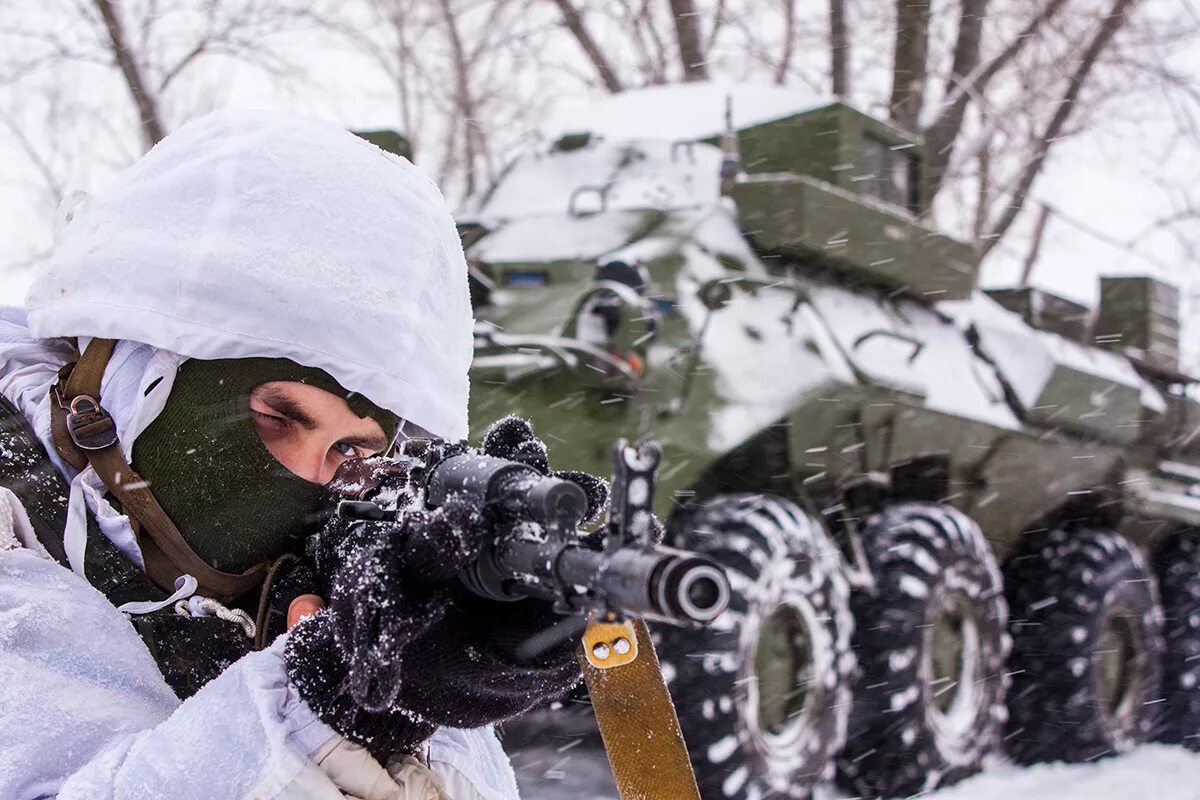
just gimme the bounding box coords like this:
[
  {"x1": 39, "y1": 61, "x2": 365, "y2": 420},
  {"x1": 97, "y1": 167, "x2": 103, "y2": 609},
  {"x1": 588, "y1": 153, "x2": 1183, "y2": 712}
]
[{"x1": 719, "y1": 94, "x2": 742, "y2": 195}]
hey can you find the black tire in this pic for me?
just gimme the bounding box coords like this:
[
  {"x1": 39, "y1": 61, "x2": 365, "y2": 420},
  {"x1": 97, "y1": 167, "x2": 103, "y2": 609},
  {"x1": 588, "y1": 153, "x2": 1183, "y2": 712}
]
[
  {"x1": 1003, "y1": 527, "x2": 1165, "y2": 763},
  {"x1": 657, "y1": 494, "x2": 854, "y2": 800},
  {"x1": 836, "y1": 503, "x2": 1010, "y2": 799},
  {"x1": 1152, "y1": 528, "x2": 1200, "y2": 749}
]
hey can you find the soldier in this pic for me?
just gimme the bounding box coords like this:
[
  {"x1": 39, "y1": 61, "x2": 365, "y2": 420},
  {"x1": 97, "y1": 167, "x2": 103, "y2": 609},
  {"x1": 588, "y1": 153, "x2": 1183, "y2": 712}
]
[{"x1": 0, "y1": 110, "x2": 600, "y2": 799}]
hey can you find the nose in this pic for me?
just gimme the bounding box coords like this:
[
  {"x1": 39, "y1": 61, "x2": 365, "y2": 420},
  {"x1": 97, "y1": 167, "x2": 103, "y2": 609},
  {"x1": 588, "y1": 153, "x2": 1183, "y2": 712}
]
[{"x1": 314, "y1": 458, "x2": 340, "y2": 486}]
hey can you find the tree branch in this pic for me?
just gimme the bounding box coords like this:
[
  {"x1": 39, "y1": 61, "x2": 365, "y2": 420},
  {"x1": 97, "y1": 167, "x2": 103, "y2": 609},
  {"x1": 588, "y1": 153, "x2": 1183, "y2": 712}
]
[
  {"x1": 0, "y1": 111, "x2": 67, "y2": 207},
  {"x1": 1019, "y1": 202, "x2": 1051, "y2": 285},
  {"x1": 973, "y1": 140, "x2": 991, "y2": 243},
  {"x1": 1038, "y1": 198, "x2": 1180, "y2": 274},
  {"x1": 924, "y1": 0, "x2": 1071, "y2": 201},
  {"x1": 704, "y1": 0, "x2": 728, "y2": 52},
  {"x1": 437, "y1": 0, "x2": 479, "y2": 195},
  {"x1": 983, "y1": 0, "x2": 1142, "y2": 255},
  {"x1": 157, "y1": 36, "x2": 212, "y2": 94},
  {"x1": 640, "y1": 0, "x2": 671, "y2": 82},
  {"x1": 550, "y1": 0, "x2": 623, "y2": 92},
  {"x1": 92, "y1": 0, "x2": 165, "y2": 148},
  {"x1": 922, "y1": 0, "x2": 986, "y2": 201},
  {"x1": 774, "y1": 0, "x2": 796, "y2": 84}
]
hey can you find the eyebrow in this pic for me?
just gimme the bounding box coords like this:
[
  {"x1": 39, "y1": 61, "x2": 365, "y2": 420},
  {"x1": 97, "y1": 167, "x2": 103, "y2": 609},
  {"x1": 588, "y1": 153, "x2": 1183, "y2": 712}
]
[
  {"x1": 256, "y1": 386, "x2": 390, "y2": 451},
  {"x1": 255, "y1": 386, "x2": 319, "y2": 431}
]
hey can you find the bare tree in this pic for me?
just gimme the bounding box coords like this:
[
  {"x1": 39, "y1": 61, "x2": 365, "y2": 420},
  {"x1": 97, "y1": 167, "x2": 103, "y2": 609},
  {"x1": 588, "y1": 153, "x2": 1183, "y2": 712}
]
[
  {"x1": 610, "y1": 0, "x2": 669, "y2": 84},
  {"x1": 551, "y1": 0, "x2": 623, "y2": 92},
  {"x1": 2, "y1": 0, "x2": 1196, "y2": 318},
  {"x1": 919, "y1": 0, "x2": 984, "y2": 196},
  {"x1": 889, "y1": 0, "x2": 930, "y2": 131},
  {"x1": 922, "y1": 0, "x2": 1070, "y2": 201},
  {"x1": 0, "y1": 0, "x2": 314, "y2": 279},
  {"x1": 309, "y1": 0, "x2": 551, "y2": 198},
  {"x1": 972, "y1": 141, "x2": 991, "y2": 243},
  {"x1": 437, "y1": 0, "x2": 483, "y2": 196},
  {"x1": 981, "y1": 0, "x2": 1142, "y2": 255},
  {"x1": 1, "y1": 1, "x2": 310, "y2": 151},
  {"x1": 93, "y1": 0, "x2": 166, "y2": 148},
  {"x1": 772, "y1": 0, "x2": 796, "y2": 84},
  {"x1": 308, "y1": 0, "x2": 440, "y2": 153},
  {"x1": 829, "y1": 0, "x2": 849, "y2": 97},
  {"x1": 1018, "y1": 203, "x2": 1051, "y2": 286},
  {"x1": 668, "y1": 0, "x2": 709, "y2": 81}
]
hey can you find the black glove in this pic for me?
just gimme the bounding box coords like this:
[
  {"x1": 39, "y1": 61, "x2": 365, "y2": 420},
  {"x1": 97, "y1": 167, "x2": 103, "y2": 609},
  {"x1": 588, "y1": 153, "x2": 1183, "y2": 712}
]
[
  {"x1": 284, "y1": 418, "x2": 606, "y2": 760},
  {"x1": 481, "y1": 415, "x2": 609, "y2": 525}
]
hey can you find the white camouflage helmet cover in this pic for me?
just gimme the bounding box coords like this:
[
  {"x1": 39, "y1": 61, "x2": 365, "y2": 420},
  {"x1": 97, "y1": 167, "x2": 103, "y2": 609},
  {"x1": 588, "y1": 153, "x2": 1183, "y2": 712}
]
[{"x1": 25, "y1": 109, "x2": 473, "y2": 440}]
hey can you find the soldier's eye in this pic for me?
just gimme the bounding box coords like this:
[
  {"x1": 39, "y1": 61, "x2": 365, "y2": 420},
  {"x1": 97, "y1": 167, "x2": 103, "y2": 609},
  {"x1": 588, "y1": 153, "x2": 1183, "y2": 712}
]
[
  {"x1": 251, "y1": 409, "x2": 289, "y2": 434},
  {"x1": 332, "y1": 441, "x2": 359, "y2": 458}
]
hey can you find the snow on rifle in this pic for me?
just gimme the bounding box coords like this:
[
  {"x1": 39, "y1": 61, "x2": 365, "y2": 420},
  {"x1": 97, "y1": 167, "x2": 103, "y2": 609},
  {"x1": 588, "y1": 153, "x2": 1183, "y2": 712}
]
[{"x1": 328, "y1": 437, "x2": 730, "y2": 628}]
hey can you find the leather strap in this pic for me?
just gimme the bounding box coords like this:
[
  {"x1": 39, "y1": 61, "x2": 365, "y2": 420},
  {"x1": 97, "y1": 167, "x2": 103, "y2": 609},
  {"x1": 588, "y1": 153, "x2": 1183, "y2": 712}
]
[
  {"x1": 50, "y1": 339, "x2": 268, "y2": 602},
  {"x1": 64, "y1": 337, "x2": 116, "y2": 404},
  {"x1": 580, "y1": 618, "x2": 701, "y2": 800}
]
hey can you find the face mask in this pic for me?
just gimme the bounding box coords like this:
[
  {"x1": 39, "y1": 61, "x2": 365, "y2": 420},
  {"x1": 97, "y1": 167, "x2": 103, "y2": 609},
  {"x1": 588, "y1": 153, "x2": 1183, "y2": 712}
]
[{"x1": 131, "y1": 358, "x2": 400, "y2": 573}]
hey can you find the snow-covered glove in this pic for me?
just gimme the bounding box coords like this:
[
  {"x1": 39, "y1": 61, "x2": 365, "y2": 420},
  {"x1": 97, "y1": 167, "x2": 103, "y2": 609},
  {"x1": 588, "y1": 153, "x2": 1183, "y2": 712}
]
[
  {"x1": 480, "y1": 415, "x2": 609, "y2": 525},
  {"x1": 481, "y1": 415, "x2": 624, "y2": 547},
  {"x1": 284, "y1": 418, "x2": 606, "y2": 760}
]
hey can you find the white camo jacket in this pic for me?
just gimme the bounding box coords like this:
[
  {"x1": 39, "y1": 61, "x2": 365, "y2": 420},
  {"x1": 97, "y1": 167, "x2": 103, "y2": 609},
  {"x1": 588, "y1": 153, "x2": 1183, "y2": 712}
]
[{"x1": 0, "y1": 487, "x2": 521, "y2": 800}]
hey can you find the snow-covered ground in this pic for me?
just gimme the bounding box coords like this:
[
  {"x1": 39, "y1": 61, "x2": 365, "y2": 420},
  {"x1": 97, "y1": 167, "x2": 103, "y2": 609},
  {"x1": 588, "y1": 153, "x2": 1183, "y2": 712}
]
[
  {"x1": 504, "y1": 710, "x2": 1200, "y2": 800},
  {"x1": 927, "y1": 746, "x2": 1200, "y2": 800}
]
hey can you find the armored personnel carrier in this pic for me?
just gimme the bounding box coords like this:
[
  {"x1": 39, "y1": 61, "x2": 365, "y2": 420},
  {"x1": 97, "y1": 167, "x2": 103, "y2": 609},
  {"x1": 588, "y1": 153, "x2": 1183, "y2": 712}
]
[{"x1": 454, "y1": 83, "x2": 1200, "y2": 799}]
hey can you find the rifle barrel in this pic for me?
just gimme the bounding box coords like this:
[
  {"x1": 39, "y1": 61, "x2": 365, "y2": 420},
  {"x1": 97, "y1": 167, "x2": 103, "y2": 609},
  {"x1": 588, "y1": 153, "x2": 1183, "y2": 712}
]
[{"x1": 507, "y1": 538, "x2": 729, "y2": 624}]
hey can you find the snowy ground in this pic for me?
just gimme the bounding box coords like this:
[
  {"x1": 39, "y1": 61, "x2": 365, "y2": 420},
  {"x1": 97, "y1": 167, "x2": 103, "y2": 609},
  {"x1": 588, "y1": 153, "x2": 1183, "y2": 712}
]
[
  {"x1": 503, "y1": 710, "x2": 1200, "y2": 800},
  {"x1": 922, "y1": 746, "x2": 1200, "y2": 800}
]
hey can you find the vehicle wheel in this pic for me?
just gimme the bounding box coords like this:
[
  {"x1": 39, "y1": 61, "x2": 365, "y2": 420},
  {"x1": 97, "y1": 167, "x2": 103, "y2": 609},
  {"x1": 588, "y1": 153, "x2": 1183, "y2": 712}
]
[
  {"x1": 1003, "y1": 527, "x2": 1164, "y2": 763},
  {"x1": 1152, "y1": 528, "x2": 1200, "y2": 749},
  {"x1": 657, "y1": 494, "x2": 854, "y2": 800},
  {"x1": 836, "y1": 503, "x2": 1010, "y2": 798}
]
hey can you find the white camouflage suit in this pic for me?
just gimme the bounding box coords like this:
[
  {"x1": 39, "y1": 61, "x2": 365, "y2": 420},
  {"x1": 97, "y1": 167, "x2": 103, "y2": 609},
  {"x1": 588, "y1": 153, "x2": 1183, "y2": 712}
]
[{"x1": 0, "y1": 110, "x2": 520, "y2": 800}]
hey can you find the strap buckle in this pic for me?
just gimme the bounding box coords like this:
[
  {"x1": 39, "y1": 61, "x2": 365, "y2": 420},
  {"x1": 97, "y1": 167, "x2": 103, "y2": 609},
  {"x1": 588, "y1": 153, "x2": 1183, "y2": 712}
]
[
  {"x1": 583, "y1": 615, "x2": 639, "y2": 669},
  {"x1": 57, "y1": 389, "x2": 119, "y2": 451}
]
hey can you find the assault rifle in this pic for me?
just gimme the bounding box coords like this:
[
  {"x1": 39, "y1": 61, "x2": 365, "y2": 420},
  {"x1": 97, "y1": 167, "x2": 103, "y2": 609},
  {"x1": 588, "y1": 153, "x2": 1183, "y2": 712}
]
[
  {"x1": 329, "y1": 437, "x2": 722, "y2": 799},
  {"x1": 330, "y1": 438, "x2": 730, "y2": 628}
]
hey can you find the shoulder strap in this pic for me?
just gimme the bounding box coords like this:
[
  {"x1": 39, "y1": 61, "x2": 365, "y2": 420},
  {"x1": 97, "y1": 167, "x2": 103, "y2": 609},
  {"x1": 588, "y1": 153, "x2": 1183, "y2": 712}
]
[
  {"x1": 1, "y1": 392, "x2": 254, "y2": 697},
  {"x1": 0, "y1": 393, "x2": 166, "y2": 606},
  {"x1": 49, "y1": 339, "x2": 268, "y2": 603},
  {"x1": 580, "y1": 618, "x2": 702, "y2": 800}
]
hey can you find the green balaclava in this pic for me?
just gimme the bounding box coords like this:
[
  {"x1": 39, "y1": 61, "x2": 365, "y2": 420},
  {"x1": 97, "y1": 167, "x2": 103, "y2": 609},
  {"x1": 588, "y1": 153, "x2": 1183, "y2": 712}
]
[{"x1": 131, "y1": 358, "x2": 400, "y2": 574}]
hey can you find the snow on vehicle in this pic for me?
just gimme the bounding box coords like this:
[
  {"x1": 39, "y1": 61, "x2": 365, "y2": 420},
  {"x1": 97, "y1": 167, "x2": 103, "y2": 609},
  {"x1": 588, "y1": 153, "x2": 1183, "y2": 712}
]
[{"x1": 448, "y1": 82, "x2": 1200, "y2": 798}]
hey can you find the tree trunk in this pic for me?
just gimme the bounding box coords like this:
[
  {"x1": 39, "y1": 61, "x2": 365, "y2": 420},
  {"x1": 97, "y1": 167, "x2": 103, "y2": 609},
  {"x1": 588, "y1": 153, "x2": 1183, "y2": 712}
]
[
  {"x1": 889, "y1": 0, "x2": 930, "y2": 131},
  {"x1": 704, "y1": 0, "x2": 728, "y2": 52},
  {"x1": 668, "y1": 0, "x2": 709, "y2": 81},
  {"x1": 382, "y1": 4, "x2": 418, "y2": 160},
  {"x1": 983, "y1": 0, "x2": 1141, "y2": 255},
  {"x1": 973, "y1": 141, "x2": 991, "y2": 244},
  {"x1": 1019, "y1": 203, "x2": 1052, "y2": 286},
  {"x1": 924, "y1": 0, "x2": 1070, "y2": 203},
  {"x1": 551, "y1": 0, "x2": 623, "y2": 92},
  {"x1": 829, "y1": 0, "x2": 849, "y2": 97},
  {"x1": 923, "y1": 0, "x2": 986, "y2": 201},
  {"x1": 774, "y1": 0, "x2": 796, "y2": 84},
  {"x1": 437, "y1": 0, "x2": 478, "y2": 196},
  {"x1": 93, "y1": 0, "x2": 165, "y2": 149}
]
